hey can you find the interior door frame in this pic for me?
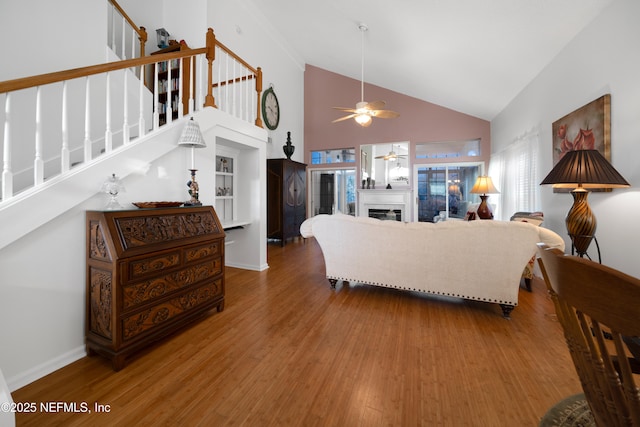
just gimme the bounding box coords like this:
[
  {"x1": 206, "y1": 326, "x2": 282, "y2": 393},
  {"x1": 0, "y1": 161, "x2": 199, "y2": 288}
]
[{"x1": 307, "y1": 166, "x2": 357, "y2": 217}]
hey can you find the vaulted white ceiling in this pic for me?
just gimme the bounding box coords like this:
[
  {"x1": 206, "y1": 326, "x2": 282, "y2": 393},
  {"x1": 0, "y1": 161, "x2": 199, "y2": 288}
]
[{"x1": 246, "y1": 0, "x2": 614, "y2": 121}]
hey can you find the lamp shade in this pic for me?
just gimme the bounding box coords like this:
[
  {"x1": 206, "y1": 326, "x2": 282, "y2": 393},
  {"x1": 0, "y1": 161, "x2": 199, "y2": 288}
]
[
  {"x1": 540, "y1": 149, "x2": 629, "y2": 260},
  {"x1": 177, "y1": 118, "x2": 206, "y2": 149},
  {"x1": 470, "y1": 176, "x2": 499, "y2": 195},
  {"x1": 540, "y1": 149, "x2": 629, "y2": 189}
]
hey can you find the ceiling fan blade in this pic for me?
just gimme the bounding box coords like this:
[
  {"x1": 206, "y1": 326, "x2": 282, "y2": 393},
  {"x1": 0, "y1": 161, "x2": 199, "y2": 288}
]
[
  {"x1": 372, "y1": 110, "x2": 400, "y2": 119},
  {"x1": 332, "y1": 106, "x2": 358, "y2": 112},
  {"x1": 364, "y1": 100, "x2": 386, "y2": 110},
  {"x1": 332, "y1": 114, "x2": 357, "y2": 123}
]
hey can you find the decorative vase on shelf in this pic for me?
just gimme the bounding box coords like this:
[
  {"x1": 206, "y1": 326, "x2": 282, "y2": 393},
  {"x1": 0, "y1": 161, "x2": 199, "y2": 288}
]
[{"x1": 283, "y1": 131, "x2": 295, "y2": 160}]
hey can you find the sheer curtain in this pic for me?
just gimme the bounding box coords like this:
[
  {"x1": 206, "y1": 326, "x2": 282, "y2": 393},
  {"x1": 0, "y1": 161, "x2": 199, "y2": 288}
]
[{"x1": 488, "y1": 128, "x2": 541, "y2": 221}]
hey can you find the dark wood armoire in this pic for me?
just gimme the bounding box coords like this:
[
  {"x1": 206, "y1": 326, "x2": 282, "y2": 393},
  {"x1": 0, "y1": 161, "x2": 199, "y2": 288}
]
[{"x1": 267, "y1": 158, "x2": 307, "y2": 245}]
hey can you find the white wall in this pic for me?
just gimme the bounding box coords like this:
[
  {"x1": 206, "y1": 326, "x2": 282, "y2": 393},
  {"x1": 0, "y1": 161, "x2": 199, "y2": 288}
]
[
  {"x1": 207, "y1": 0, "x2": 306, "y2": 162},
  {"x1": 0, "y1": 0, "x2": 105, "y2": 81},
  {"x1": 491, "y1": 0, "x2": 640, "y2": 277},
  {"x1": 0, "y1": 0, "x2": 289, "y2": 390}
]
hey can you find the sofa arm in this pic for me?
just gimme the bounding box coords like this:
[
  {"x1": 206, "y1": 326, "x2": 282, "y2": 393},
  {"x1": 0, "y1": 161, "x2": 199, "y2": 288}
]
[
  {"x1": 300, "y1": 217, "x2": 315, "y2": 238},
  {"x1": 538, "y1": 227, "x2": 565, "y2": 252}
]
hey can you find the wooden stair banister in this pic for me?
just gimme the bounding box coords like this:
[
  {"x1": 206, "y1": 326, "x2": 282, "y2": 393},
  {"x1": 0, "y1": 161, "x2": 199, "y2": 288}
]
[
  {"x1": 108, "y1": 0, "x2": 148, "y2": 58},
  {"x1": 0, "y1": 49, "x2": 204, "y2": 95},
  {"x1": 1, "y1": 26, "x2": 264, "y2": 204},
  {"x1": 206, "y1": 28, "x2": 263, "y2": 127}
]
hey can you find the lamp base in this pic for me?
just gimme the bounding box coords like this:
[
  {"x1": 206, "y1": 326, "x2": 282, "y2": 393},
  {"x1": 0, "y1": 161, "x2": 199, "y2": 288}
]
[
  {"x1": 566, "y1": 188, "x2": 596, "y2": 257},
  {"x1": 476, "y1": 195, "x2": 493, "y2": 220},
  {"x1": 184, "y1": 169, "x2": 202, "y2": 206}
]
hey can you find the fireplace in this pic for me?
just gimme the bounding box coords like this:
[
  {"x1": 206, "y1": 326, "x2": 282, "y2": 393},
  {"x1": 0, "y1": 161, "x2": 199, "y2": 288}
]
[
  {"x1": 368, "y1": 208, "x2": 402, "y2": 221},
  {"x1": 357, "y1": 189, "x2": 412, "y2": 222}
]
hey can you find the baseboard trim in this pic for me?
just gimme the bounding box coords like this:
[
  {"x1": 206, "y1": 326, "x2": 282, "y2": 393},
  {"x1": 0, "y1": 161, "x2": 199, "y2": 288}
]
[
  {"x1": 225, "y1": 261, "x2": 269, "y2": 271},
  {"x1": 7, "y1": 346, "x2": 87, "y2": 392}
]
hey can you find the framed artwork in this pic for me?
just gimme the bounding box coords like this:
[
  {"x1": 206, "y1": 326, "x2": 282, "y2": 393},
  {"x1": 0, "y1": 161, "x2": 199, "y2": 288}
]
[{"x1": 551, "y1": 94, "x2": 611, "y2": 192}]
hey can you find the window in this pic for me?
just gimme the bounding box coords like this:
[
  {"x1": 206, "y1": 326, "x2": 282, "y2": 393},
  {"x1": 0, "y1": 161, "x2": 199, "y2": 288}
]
[
  {"x1": 311, "y1": 148, "x2": 356, "y2": 165},
  {"x1": 488, "y1": 130, "x2": 540, "y2": 220},
  {"x1": 415, "y1": 139, "x2": 481, "y2": 159}
]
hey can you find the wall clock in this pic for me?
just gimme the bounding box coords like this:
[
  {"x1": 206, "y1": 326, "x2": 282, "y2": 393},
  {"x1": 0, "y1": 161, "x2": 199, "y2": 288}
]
[{"x1": 262, "y1": 86, "x2": 280, "y2": 130}]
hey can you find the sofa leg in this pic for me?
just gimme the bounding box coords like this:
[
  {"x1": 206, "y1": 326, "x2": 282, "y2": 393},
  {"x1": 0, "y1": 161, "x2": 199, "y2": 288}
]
[
  {"x1": 523, "y1": 277, "x2": 532, "y2": 292},
  {"x1": 500, "y1": 304, "x2": 514, "y2": 319},
  {"x1": 328, "y1": 278, "x2": 337, "y2": 289}
]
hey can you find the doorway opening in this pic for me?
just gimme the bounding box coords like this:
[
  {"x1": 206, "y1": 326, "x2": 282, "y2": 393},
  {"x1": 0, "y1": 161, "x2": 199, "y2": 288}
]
[{"x1": 309, "y1": 168, "x2": 357, "y2": 216}]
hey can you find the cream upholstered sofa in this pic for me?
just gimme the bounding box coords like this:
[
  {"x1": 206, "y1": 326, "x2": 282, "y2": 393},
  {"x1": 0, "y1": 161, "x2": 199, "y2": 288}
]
[{"x1": 300, "y1": 214, "x2": 565, "y2": 318}]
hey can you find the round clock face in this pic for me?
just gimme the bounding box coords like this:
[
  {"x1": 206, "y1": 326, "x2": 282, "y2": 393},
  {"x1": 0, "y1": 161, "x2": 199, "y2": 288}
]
[{"x1": 262, "y1": 88, "x2": 280, "y2": 130}]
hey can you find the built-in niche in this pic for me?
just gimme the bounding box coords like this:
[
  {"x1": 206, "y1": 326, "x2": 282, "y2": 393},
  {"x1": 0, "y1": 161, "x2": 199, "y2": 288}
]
[{"x1": 360, "y1": 142, "x2": 409, "y2": 189}]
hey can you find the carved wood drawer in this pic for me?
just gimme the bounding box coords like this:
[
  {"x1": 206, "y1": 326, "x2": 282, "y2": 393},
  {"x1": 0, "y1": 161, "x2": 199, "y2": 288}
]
[
  {"x1": 121, "y1": 258, "x2": 222, "y2": 310},
  {"x1": 121, "y1": 279, "x2": 222, "y2": 341},
  {"x1": 123, "y1": 242, "x2": 222, "y2": 283}
]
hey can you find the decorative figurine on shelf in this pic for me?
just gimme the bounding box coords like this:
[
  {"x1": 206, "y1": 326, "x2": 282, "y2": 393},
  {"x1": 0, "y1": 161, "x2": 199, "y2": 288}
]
[
  {"x1": 219, "y1": 157, "x2": 229, "y2": 173},
  {"x1": 101, "y1": 173, "x2": 125, "y2": 210},
  {"x1": 283, "y1": 131, "x2": 295, "y2": 160},
  {"x1": 185, "y1": 169, "x2": 202, "y2": 206}
]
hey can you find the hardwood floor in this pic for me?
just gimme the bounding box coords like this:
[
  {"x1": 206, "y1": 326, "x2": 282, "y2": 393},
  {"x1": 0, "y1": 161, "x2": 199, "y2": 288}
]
[{"x1": 13, "y1": 237, "x2": 581, "y2": 426}]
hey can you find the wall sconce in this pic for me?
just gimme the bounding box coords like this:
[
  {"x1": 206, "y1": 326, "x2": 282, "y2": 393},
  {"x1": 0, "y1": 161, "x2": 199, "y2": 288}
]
[
  {"x1": 470, "y1": 176, "x2": 499, "y2": 219},
  {"x1": 177, "y1": 118, "x2": 207, "y2": 206},
  {"x1": 540, "y1": 149, "x2": 629, "y2": 261}
]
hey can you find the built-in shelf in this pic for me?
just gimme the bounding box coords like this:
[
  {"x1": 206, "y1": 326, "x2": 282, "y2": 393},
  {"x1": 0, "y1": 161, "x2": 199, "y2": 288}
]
[
  {"x1": 215, "y1": 153, "x2": 236, "y2": 224},
  {"x1": 222, "y1": 220, "x2": 251, "y2": 230}
]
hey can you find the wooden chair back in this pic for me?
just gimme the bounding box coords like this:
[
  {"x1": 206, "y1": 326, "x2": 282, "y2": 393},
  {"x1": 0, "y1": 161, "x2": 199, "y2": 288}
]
[{"x1": 537, "y1": 244, "x2": 640, "y2": 426}]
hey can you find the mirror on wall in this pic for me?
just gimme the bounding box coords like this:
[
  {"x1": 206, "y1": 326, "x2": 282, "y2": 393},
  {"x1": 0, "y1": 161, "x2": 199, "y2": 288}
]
[{"x1": 360, "y1": 142, "x2": 409, "y2": 188}]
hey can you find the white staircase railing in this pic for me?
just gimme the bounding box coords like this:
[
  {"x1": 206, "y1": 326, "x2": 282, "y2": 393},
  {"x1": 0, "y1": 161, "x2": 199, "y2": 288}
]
[
  {"x1": 107, "y1": 0, "x2": 147, "y2": 62},
  {"x1": 0, "y1": 28, "x2": 263, "y2": 206}
]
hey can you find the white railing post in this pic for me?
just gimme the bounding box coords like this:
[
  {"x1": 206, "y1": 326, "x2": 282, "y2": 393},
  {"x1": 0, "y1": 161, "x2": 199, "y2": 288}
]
[
  {"x1": 232, "y1": 61, "x2": 236, "y2": 117},
  {"x1": 130, "y1": 28, "x2": 136, "y2": 59},
  {"x1": 198, "y1": 54, "x2": 204, "y2": 110},
  {"x1": 84, "y1": 77, "x2": 92, "y2": 163},
  {"x1": 120, "y1": 16, "x2": 127, "y2": 59},
  {"x1": 120, "y1": 16, "x2": 126, "y2": 59},
  {"x1": 153, "y1": 62, "x2": 159, "y2": 130},
  {"x1": 188, "y1": 56, "x2": 195, "y2": 114},
  {"x1": 178, "y1": 58, "x2": 184, "y2": 120},
  {"x1": 123, "y1": 69, "x2": 130, "y2": 144},
  {"x1": 105, "y1": 73, "x2": 113, "y2": 152},
  {"x1": 34, "y1": 87, "x2": 44, "y2": 185},
  {"x1": 167, "y1": 61, "x2": 173, "y2": 124},
  {"x1": 2, "y1": 93, "x2": 13, "y2": 200},
  {"x1": 61, "y1": 81, "x2": 70, "y2": 172},
  {"x1": 110, "y1": 7, "x2": 116, "y2": 54},
  {"x1": 139, "y1": 64, "x2": 146, "y2": 137},
  {"x1": 225, "y1": 52, "x2": 229, "y2": 114}
]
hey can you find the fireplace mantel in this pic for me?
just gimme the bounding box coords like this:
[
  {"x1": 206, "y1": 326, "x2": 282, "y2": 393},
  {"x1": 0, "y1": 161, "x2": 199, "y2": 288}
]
[{"x1": 357, "y1": 189, "x2": 413, "y2": 222}]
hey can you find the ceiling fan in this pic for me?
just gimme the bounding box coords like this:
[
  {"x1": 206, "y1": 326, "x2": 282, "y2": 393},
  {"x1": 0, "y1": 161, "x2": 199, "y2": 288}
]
[
  {"x1": 332, "y1": 23, "x2": 399, "y2": 127},
  {"x1": 375, "y1": 144, "x2": 408, "y2": 160}
]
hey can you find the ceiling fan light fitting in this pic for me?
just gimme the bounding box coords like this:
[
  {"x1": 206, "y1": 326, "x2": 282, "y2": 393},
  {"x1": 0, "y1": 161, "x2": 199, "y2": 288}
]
[{"x1": 355, "y1": 114, "x2": 372, "y2": 126}]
